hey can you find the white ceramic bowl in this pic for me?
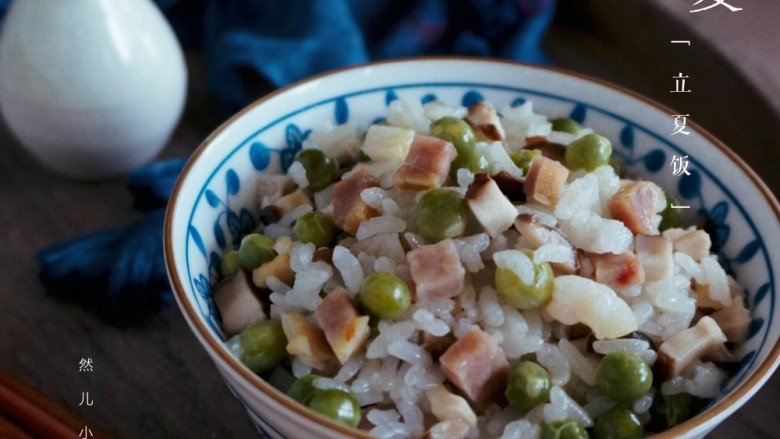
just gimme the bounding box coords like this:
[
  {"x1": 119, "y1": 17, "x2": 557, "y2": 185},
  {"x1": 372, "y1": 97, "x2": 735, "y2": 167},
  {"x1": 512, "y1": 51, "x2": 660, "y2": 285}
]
[{"x1": 164, "y1": 58, "x2": 780, "y2": 438}]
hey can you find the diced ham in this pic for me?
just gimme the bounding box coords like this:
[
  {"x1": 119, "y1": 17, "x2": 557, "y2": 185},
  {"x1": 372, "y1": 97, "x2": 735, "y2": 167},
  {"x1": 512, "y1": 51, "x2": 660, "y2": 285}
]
[
  {"x1": 710, "y1": 298, "x2": 752, "y2": 343},
  {"x1": 314, "y1": 288, "x2": 370, "y2": 363},
  {"x1": 213, "y1": 270, "x2": 266, "y2": 337},
  {"x1": 394, "y1": 134, "x2": 457, "y2": 190},
  {"x1": 440, "y1": 326, "x2": 509, "y2": 410},
  {"x1": 514, "y1": 213, "x2": 579, "y2": 274},
  {"x1": 607, "y1": 181, "x2": 661, "y2": 235},
  {"x1": 523, "y1": 155, "x2": 569, "y2": 207},
  {"x1": 466, "y1": 102, "x2": 505, "y2": 141},
  {"x1": 426, "y1": 384, "x2": 478, "y2": 426},
  {"x1": 585, "y1": 251, "x2": 646, "y2": 290},
  {"x1": 407, "y1": 239, "x2": 465, "y2": 305},
  {"x1": 635, "y1": 235, "x2": 673, "y2": 283},
  {"x1": 466, "y1": 174, "x2": 518, "y2": 237},
  {"x1": 281, "y1": 312, "x2": 339, "y2": 374},
  {"x1": 656, "y1": 316, "x2": 730, "y2": 379},
  {"x1": 663, "y1": 227, "x2": 712, "y2": 262},
  {"x1": 332, "y1": 167, "x2": 381, "y2": 234}
]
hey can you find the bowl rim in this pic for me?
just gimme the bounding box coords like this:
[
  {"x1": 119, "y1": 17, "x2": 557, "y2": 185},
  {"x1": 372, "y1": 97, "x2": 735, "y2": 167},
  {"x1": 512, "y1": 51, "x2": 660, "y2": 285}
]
[{"x1": 164, "y1": 55, "x2": 780, "y2": 438}]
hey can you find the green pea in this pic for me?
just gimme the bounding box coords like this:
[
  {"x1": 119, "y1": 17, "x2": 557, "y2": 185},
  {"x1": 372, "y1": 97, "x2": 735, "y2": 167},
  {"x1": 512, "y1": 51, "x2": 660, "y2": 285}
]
[
  {"x1": 541, "y1": 420, "x2": 589, "y2": 439},
  {"x1": 294, "y1": 211, "x2": 335, "y2": 247},
  {"x1": 238, "y1": 233, "x2": 276, "y2": 270},
  {"x1": 239, "y1": 320, "x2": 287, "y2": 374},
  {"x1": 295, "y1": 149, "x2": 339, "y2": 192},
  {"x1": 359, "y1": 272, "x2": 412, "y2": 320},
  {"x1": 416, "y1": 188, "x2": 469, "y2": 242},
  {"x1": 659, "y1": 195, "x2": 683, "y2": 231},
  {"x1": 565, "y1": 133, "x2": 613, "y2": 172},
  {"x1": 510, "y1": 149, "x2": 540, "y2": 175},
  {"x1": 219, "y1": 250, "x2": 240, "y2": 278},
  {"x1": 551, "y1": 117, "x2": 583, "y2": 135},
  {"x1": 307, "y1": 389, "x2": 361, "y2": 429},
  {"x1": 505, "y1": 361, "x2": 551, "y2": 411},
  {"x1": 287, "y1": 374, "x2": 322, "y2": 405},
  {"x1": 595, "y1": 351, "x2": 653, "y2": 404},
  {"x1": 495, "y1": 250, "x2": 554, "y2": 310},
  {"x1": 649, "y1": 392, "x2": 691, "y2": 431},
  {"x1": 594, "y1": 407, "x2": 644, "y2": 439},
  {"x1": 430, "y1": 116, "x2": 489, "y2": 178}
]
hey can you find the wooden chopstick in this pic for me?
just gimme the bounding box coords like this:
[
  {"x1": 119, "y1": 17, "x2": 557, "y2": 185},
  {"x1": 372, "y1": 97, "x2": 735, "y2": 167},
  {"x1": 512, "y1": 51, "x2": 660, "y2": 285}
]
[{"x1": 0, "y1": 367, "x2": 118, "y2": 439}]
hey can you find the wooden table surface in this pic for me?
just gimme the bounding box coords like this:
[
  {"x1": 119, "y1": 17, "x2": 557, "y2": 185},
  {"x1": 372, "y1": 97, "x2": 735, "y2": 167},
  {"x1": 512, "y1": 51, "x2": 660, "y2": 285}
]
[{"x1": 1, "y1": 1, "x2": 777, "y2": 438}]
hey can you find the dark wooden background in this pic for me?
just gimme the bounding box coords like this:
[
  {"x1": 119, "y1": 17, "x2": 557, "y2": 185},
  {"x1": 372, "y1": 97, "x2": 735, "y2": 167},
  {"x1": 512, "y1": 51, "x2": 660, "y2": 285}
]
[{"x1": 1, "y1": 1, "x2": 777, "y2": 437}]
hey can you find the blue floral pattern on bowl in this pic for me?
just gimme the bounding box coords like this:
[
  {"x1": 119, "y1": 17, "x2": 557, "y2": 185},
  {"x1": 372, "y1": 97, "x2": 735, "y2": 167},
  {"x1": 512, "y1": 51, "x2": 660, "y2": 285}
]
[{"x1": 178, "y1": 79, "x2": 776, "y2": 437}]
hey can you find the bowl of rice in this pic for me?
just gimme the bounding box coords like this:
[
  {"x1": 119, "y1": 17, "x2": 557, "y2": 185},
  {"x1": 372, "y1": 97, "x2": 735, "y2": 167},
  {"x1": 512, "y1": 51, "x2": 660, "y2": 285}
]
[{"x1": 164, "y1": 58, "x2": 780, "y2": 439}]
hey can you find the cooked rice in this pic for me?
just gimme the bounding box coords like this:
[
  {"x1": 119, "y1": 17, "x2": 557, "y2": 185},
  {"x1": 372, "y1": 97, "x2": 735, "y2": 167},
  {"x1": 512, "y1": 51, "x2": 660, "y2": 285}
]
[{"x1": 219, "y1": 97, "x2": 746, "y2": 438}]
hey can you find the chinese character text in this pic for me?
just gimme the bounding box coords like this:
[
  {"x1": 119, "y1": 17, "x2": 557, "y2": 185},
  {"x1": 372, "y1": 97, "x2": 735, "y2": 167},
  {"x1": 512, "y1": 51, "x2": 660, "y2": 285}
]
[
  {"x1": 79, "y1": 426, "x2": 93, "y2": 439},
  {"x1": 671, "y1": 73, "x2": 691, "y2": 93},
  {"x1": 78, "y1": 358, "x2": 93, "y2": 372},
  {"x1": 78, "y1": 392, "x2": 94, "y2": 407},
  {"x1": 671, "y1": 114, "x2": 692, "y2": 136},
  {"x1": 690, "y1": 0, "x2": 743, "y2": 13},
  {"x1": 670, "y1": 155, "x2": 692, "y2": 177}
]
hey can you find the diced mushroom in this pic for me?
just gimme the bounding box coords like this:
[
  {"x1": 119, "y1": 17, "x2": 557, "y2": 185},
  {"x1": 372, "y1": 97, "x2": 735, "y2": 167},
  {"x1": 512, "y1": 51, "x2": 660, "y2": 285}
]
[
  {"x1": 466, "y1": 174, "x2": 518, "y2": 237},
  {"x1": 407, "y1": 239, "x2": 466, "y2": 305},
  {"x1": 314, "y1": 288, "x2": 370, "y2": 363},
  {"x1": 635, "y1": 235, "x2": 673, "y2": 283},
  {"x1": 332, "y1": 167, "x2": 381, "y2": 234},
  {"x1": 440, "y1": 326, "x2": 509, "y2": 410},
  {"x1": 545, "y1": 275, "x2": 638, "y2": 340},
  {"x1": 281, "y1": 312, "x2": 339, "y2": 374},
  {"x1": 710, "y1": 298, "x2": 752, "y2": 343},
  {"x1": 693, "y1": 281, "x2": 726, "y2": 310},
  {"x1": 424, "y1": 420, "x2": 471, "y2": 439},
  {"x1": 252, "y1": 253, "x2": 295, "y2": 288},
  {"x1": 394, "y1": 134, "x2": 457, "y2": 190},
  {"x1": 694, "y1": 256, "x2": 732, "y2": 308},
  {"x1": 523, "y1": 155, "x2": 569, "y2": 207},
  {"x1": 656, "y1": 316, "x2": 730, "y2": 379},
  {"x1": 273, "y1": 188, "x2": 313, "y2": 217},
  {"x1": 607, "y1": 181, "x2": 662, "y2": 235},
  {"x1": 514, "y1": 213, "x2": 578, "y2": 274},
  {"x1": 491, "y1": 171, "x2": 526, "y2": 202},
  {"x1": 213, "y1": 270, "x2": 266, "y2": 337},
  {"x1": 422, "y1": 332, "x2": 457, "y2": 360},
  {"x1": 257, "y1": 174, "x2": 295, "y2": 208},
  {"x1": 524, "y1": 138, "x2": 566, "y2": 163},
  {"x1": 466, "y1": 102, "x2": 505, "y2": 141},
  {"x1": 426, "y1": 384, "x2": 478, "y2": 426},
  {"x1": 361, "y1": 124, "x2": 415, "y2": 164},
  {"x1": 585, "y1": 251, "x2": 645, "y2": 290},
  {"x1": 663, "y1": 227, "x2": 712, "y2": 262}
]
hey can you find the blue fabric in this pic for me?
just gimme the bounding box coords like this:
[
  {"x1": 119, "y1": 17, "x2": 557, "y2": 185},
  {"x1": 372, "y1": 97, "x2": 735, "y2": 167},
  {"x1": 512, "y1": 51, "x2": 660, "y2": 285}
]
[
  {"x1": 16, "y1": 0, "x2": 555, "y2": 325},
  {"x1": 166, "y1": 0, "x2": 555, "y2": 113},
  {"x1": 38, "y1": 160, "x2": 185, "y2": 326}
]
